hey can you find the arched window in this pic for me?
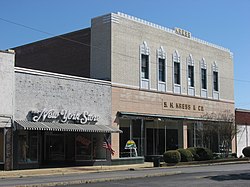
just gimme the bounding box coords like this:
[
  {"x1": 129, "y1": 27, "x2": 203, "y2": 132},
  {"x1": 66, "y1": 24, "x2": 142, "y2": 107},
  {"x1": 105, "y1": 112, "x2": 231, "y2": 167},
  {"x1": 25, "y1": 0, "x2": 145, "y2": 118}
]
[
  {"x1": 187, "y1": 54, "x2": 195, "y2": 96},
  {"x1": 140, "y1": 41, "x2": 150, "y2": 89},
  {"x1": 212, "y1": 61, "x2": 219, "y2": 99},
  {"x1": 200, "y1": 58, "x2": 207, "y2": 98},
  {"x1": 173, "y1": 50, "x2": 181, "y2": 94},
  {"x1": 157, "y1": 46, "x2": 166, "y2": 92}
]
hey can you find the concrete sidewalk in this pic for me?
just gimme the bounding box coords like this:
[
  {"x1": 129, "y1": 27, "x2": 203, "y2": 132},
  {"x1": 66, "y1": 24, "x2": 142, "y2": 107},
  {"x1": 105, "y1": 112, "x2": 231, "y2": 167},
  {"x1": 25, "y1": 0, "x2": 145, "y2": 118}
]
[
  {"x1": 0, "y1": 159, "x2": 249, "y2": 179},
  {"x1": 0, "y1": 162, "x2": 153, "y2": 179},
  {"x1": 0, "y1": 161, "x2": 249, "y2": 187}
]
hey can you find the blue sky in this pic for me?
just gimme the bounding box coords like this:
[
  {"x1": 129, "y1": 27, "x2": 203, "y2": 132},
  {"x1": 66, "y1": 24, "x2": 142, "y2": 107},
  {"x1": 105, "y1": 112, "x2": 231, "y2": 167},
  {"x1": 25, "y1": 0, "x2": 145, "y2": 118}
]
[{"x1": 0, "y1": 0, "x2": 249, "y2": 109}]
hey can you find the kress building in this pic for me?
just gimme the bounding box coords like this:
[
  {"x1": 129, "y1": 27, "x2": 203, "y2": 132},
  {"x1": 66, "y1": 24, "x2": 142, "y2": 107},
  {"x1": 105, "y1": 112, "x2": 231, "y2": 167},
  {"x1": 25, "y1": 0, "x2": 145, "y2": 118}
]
[
  {"x1": 0, "y1": 12, "x2": 234, "y2": 170},
  {"x1": 91, "y1": 13, "x2": 234, "y2": 158}
]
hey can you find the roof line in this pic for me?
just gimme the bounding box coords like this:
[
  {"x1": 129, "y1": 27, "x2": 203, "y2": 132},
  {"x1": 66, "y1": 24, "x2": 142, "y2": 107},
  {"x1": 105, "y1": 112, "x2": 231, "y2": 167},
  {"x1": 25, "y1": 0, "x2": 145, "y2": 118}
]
[{"x1": 116, "y1": 12, "x2": 232, "y2": 55}]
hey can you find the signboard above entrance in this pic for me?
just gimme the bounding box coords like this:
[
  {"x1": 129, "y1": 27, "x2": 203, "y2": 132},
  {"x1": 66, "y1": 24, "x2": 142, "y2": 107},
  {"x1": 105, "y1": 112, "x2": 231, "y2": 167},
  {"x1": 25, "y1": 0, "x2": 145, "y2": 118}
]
[
  {"x1": 31, "y1": 108, "x2": 99, "y2": 124},
  {"x1": 163, "y1": 101, "x2": 204, "y2": 112}
]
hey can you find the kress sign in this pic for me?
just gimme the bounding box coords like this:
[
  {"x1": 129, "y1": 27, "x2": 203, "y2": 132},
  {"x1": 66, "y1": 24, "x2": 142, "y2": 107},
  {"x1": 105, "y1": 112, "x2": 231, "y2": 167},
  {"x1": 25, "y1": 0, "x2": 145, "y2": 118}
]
[{"x1": 31, "y1": 109, "x2": 99, "y2": 124}]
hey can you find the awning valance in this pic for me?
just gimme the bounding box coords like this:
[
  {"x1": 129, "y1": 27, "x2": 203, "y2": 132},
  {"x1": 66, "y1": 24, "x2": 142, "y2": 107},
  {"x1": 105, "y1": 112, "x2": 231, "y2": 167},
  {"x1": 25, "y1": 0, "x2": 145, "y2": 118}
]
[
  {"x1": 117, "y1": 111, "x2": 225, "y2": 122},
  {"x1": 117, "y1": 111, "x2": 204, "y2": 121},
  {"x1": 15, "y1": 120, "x2": 122, "y2": 133}
]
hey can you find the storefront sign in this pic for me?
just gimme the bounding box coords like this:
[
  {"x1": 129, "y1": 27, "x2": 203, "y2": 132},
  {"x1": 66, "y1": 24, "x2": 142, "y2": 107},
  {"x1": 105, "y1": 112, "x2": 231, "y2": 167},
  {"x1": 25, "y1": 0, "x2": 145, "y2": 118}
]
[
  {"x1": 31, "y1": 109, "x2": 99, "y2": 124},
  {"x1": 163, "y1": 101, "x2": 204, "y2": 112},
  {"x1": 175, "y1": 27, "x2": 191, "y2": 38}
]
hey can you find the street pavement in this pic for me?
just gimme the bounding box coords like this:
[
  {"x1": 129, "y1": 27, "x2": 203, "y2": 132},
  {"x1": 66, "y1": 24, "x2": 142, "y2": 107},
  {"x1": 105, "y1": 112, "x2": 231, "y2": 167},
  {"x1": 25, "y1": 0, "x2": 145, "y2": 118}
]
[
  {"x1": 70, "y1": 168, "x2": 250, "y2": 187},
  {"x1": 0, "y1": 161, "x2": 249, "y2": 187}
]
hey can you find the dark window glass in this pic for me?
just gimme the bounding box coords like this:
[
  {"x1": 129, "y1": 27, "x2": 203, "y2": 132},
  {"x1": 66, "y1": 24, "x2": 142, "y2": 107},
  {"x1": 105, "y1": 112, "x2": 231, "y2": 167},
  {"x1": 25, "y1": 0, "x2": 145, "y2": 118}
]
[
  {"x1": 188, "y1": 65, "x2": 194, "y2": 87},
  {"x1": 159, "y1": 58, "x2": 165, "y2": 82},
  {"x1": 174, "y1": 62, "x2": 180, "y2": 84},
  {"x1": 18, "y1": 131, "x2": 38, "y2": 163},
  {"x1": 141, "y1": 54, "x2": 149, "y2": 79},
  {"x1": 201, "y1": 68, "x2": 207, "y2": 89},
  {"x1": 213, "y1": 71, "x2": 219, "y2": 91}
]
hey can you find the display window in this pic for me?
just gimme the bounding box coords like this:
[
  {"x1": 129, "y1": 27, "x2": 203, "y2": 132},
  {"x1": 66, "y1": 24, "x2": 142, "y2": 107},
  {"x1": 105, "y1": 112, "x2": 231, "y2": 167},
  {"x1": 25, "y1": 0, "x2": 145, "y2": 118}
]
[
  {"x1": 75, "y1": 133, "x2": 106, "y2": 160},
  {"x1": 18, "y1": 131, "x2": 38, "y2": 163}
]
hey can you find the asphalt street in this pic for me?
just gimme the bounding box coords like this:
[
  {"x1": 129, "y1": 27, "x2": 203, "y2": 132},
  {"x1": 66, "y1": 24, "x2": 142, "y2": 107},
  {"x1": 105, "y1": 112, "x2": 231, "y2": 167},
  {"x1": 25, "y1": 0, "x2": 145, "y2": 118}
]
[
  {"x1": 1, "y1": 163, "x2": 250, "y2": 187},
  {"x1": 68, "y1": 169, "x2": 250, "y2": 187}
]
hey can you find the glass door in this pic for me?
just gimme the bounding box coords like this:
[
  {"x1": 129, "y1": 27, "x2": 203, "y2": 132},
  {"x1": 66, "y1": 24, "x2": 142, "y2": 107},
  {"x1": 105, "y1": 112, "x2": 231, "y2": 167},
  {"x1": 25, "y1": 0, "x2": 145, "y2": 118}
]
[{"x1": 45, "y1": 132, "x2": 65, "y2": 161}]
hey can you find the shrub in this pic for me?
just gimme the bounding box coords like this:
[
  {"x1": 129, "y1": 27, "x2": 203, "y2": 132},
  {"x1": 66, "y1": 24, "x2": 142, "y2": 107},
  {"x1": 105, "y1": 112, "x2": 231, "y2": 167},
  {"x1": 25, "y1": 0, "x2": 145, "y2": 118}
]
[
  {"x1": 242, "y1": 146, "x2": 250, "y2": 157},
  {"x1": 196, "y1": 147, "x2": 213, "y2": 161},
  {"x1": 187, "y1": 147, "x2": 213, "y2": 161},
  {"x1": 177, "y1": 148, "x2": 193, "y2": 162},
  {"x1": 163, "y1": 150, "x2": 181, "y2": 163},
  {"x1": 187, "y1": 147, "x2": 199, "y2": 161}
]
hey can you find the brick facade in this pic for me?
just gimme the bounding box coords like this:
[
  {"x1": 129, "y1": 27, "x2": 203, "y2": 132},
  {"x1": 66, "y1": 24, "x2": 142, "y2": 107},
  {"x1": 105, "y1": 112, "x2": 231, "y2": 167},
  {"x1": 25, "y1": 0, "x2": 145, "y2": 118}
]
[{"x1": 13, "y1": 28, "x2": 91, "y2": 78}]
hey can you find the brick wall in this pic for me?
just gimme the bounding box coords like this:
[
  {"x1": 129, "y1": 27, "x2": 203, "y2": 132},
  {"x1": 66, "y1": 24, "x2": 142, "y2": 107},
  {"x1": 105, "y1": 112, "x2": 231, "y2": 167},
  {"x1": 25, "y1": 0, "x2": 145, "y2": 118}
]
[
  {"x1": 14, "y1": 69, "x2": 112, "y2": 126},
  {"x1": 236, "y1": 110, "x2": 250, "y2": 125},
  {"x1": 13, "y1": 28, "x2": 91, "y2": 78}
]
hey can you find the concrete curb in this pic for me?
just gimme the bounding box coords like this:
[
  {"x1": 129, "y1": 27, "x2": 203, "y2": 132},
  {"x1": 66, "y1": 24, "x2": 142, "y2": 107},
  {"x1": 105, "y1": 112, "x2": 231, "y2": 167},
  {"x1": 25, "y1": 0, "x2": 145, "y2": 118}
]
[
  {"x1": 161, "y1": 160, "x2": 250, "y2": 169},
  {"x1": 15, "y1": 171, "x2": 182, "y2": 187},
  {"x1": 2, "y1": 161, "x2": 250, "y2": 186},
  {"x1": 0, "y1": 163, "x2": 153, "y2": 179}
]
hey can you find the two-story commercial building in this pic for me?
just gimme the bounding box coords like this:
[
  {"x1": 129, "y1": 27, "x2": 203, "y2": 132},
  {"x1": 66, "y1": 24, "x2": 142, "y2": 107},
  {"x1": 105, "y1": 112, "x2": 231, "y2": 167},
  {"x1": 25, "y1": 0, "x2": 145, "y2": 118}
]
[{"x1": 90, "y1": 13, "x2": 234, "y2": 158}]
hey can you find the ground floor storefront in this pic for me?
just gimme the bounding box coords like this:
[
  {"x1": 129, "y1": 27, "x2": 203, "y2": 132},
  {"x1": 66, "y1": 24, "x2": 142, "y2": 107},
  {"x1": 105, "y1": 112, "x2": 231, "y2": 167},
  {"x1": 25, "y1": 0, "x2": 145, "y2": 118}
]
[
  {"x1": 118, "y1": 114, "x2": 234, "y2": 159},
  {"x1": 12, "y1": 121, "x2": 119, "y2": 170},
  {"x1": 111, "y1": 86, "x2": 235, "y2": 160}
]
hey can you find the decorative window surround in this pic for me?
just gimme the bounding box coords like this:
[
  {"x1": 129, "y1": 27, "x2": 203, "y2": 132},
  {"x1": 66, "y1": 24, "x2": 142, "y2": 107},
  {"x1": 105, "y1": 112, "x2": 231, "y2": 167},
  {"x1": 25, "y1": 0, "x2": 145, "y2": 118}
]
[
  {"x1": 187, "y1": 54, "x2": 195, "y2": 96},
  {"x1": 212, "y1": 61, "x2": 219, "y2": 100},
  {"x1": 140, "y1": 41, "x2": 150, "y2": 89},
  {"x1": 200, "y1": 58, "x2": 207, "y2": 98},
  {"x1": 157, "y1": 46, "x2": 166, "y2": 92},
  {"x1": 173, "y1": 50, "x2": 181, "y2": 94}
]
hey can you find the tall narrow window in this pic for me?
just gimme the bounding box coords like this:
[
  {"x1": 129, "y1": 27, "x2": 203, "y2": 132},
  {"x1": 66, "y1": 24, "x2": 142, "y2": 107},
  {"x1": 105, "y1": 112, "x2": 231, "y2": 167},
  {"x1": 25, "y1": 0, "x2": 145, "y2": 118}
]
[
  {"x1": 140, "y1": 41, "x2": 150, "y2": 89},
  {"x1": 200, "y1": 58, "x2": 207, "y2": 98},
  {"x1": 201, "y1": 68, "x2": 207, "y2": 89},
  {"x1": 213, "y1": 71, "x2": 218, "y2": 91},
  {"x1": 174, "y1": 62, "x2": 180, "y2": 84},
  {"x1": 173, "y1": 50, "x2": 181, "y2": 94},
  {"x1": 141, "y1": 54, "x2": 149, "y2": 79},
  {"x1": 187, "y1": 54, "x2": 195, "y2": 96},
  {"x1": 212, "y1": 62, "x2": 219, "y2": 99},
  {"x1": 159, "y1": 58, "x2": 165, "y2": 82},
  {"x1": 157, "y1": 46, "x2": 166, "y2": 92},
  {"x1": 188, "y1": 65, "x2": 194, "y2": 87}
]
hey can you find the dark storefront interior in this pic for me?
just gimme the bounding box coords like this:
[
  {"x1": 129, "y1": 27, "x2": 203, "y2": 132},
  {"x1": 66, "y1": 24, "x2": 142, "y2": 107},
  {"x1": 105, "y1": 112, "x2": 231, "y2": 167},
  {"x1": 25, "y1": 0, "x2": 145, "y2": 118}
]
[
  {"x1": 119, "y1": 116, "x2": 233, "y2": 158},
  {"x1": 13, "y1": 120, "x2": 120, "y2": 169}
]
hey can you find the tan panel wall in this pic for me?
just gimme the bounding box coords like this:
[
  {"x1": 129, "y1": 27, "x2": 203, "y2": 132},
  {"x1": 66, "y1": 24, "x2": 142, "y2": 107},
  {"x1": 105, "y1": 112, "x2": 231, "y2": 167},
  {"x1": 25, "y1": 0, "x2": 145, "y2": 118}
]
[
  {"x1": 111, "y1": 86, "x2": 235, "y2": 158},
  {"x1": 111, "y1": 15, "x2": 234, "y2": 101},
  {"x1": 112, "y1": 86, "x2": 234, "y2": 119}
]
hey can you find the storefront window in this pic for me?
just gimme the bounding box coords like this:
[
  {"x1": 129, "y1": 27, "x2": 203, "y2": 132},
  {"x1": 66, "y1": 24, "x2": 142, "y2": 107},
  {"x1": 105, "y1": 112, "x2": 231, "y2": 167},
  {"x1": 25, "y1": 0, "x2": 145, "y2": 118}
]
[
  {"x1": 18, "y1": 131, "x2": 38, "y2": 163},
  {"x1": 0, "y1": 129, "x2": 4, "y2": 162},
  {"x1": 119, "y1": 118, "x2": 184, "y2": 157},
  {"x1": 75, "y1": 133, "x2": 106, "y2": 160}
]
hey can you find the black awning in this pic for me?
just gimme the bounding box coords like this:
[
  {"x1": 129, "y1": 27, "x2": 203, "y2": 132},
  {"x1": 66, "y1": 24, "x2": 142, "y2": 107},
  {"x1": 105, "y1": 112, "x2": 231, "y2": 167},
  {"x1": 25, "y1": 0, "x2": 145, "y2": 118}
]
[{"x1": 15, "y1": 120, "x2": 122, "y2": 133}]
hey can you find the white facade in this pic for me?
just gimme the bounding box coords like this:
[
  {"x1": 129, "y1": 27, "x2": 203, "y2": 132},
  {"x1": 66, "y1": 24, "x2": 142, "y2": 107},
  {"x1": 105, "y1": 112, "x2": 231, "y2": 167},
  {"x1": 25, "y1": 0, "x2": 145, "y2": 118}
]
[{"x1": 237, "y1": 125, "x2": 250, "y2": 157}]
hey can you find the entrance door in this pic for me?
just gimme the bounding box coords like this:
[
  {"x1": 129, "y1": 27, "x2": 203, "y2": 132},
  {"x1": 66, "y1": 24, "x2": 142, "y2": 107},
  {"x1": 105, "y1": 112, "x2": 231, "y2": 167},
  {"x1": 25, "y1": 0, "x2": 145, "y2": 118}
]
[
  {"x1": 45, "y1": 133, "x2": 65, "y2": 161},
  {"x1": 146, "y1": 128, "x2": 165, "y2": 155},
  {"x1": 146, "y1": 128, "x2": 178, "y2": 155}
]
